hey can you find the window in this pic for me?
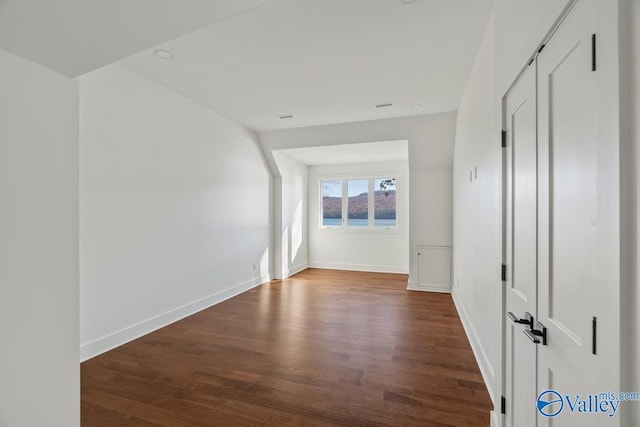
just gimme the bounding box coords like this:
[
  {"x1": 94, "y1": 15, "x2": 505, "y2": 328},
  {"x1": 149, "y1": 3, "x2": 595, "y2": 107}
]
[
  {"x1": 347, "y1": 180, "x2": 368, "y2": 226},
  {"x1": 321, "y1": 180, "x2": 342, "y2": 227},
  {"x1": 374, "y1": 178, "x2": 397, "y2": 227},
  {"x1": 321, "y1": 177, "x2": 397, "y2": 229}
]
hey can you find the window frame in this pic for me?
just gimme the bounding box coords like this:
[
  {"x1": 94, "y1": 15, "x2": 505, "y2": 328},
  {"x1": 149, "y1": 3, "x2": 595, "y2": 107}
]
[{"x1": 319, "y1": 174, "x2": 401, "y2": 233}]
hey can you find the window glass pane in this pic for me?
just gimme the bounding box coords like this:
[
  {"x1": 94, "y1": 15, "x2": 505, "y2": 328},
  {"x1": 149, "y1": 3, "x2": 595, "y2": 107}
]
[
  {"x1": 374, "y1": 178, "x2": 396, "y2": 227},
  {"x1": 322, "y1": 180, "x2": 342, "y2": 226},
  {"x1": 347, "y1": 179, "x2": 368, "y2": 226}
]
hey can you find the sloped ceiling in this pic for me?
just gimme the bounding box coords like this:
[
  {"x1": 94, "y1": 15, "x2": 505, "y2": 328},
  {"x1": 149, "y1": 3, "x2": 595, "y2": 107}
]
[
  {"x1": 0, "y1": 0, "x2": 271, "y2": 77},
  {"x1": 276, "y1": 140, "x2": 409, "y2": 166},
  {"x1": 0, "y1": 0, "x2": 492, "y2": 132},
  {"x1": 122, "y1": 0, "x2": 493, "y2": 130}
]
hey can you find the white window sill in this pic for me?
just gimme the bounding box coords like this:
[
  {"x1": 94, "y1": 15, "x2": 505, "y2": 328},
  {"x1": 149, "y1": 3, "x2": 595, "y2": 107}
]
[{"x1": 319, "y1": 226, "x2": 402, "y2": 234}]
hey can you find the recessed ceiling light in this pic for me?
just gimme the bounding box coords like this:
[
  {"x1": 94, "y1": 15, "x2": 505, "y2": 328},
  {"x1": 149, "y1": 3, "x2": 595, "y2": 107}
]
[
  {"x1": 153, "y1": 49, "x2": 173, "y2": 60},
  {"x1": 270, "y1": 121, "x2": 278, "y2": 125},
  {"x1": 411, "y1": 104, "x2": 423, "y2": 110},
  {"x1": 375, "y1": 103, "x2": 393, "y2": 108}
]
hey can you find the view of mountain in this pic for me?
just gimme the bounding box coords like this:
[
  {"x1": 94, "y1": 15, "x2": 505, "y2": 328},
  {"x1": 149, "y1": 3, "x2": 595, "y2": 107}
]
[{"x1": 322, "y1": 190, "x2": 396, "y2": 219}]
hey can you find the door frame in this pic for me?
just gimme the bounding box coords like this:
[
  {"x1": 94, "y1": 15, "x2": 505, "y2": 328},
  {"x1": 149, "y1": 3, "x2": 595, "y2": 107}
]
[{"x1": 498, "y1": 1, "x2": 622, "y2": 425}]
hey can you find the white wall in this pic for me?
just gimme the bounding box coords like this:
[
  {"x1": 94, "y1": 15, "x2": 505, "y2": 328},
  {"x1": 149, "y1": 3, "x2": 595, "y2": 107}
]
[
  {"x1": 493, "y1": 0, "x2": 555, "y2": 90},
  {"x1": 308, "y1": 161, "x2": 410, "y2": 273},
  {"x1": 0, "y1": 48, "x2": 79, "y2": 427},
  {"x1": 79, "y1": 64, "x2": 271, "y2": 360},
  {"x1": 632, "y1": 0, "x2": 639, "y2": 419},
  {"x1": 456, "y1": 2, "x2": 627, "y2": 423},
  {"x1": 272, "y1": 152, "x2": 308, "y2": 278},
  {"x1": 622, "y1": 0, "x2": 640, "y2": 424},
  {"x1": 259, "y1": 113, "x2": 456, "y2": 281},
  {"x1": 451, "y1": 14, "x2": 500, "y2": 404},
  {"x1": 409, "y1": 170, "x2": 454, "y2": 286},
  {"x1": 633, "y1": 2, "x2": 640, "y2": 422}
]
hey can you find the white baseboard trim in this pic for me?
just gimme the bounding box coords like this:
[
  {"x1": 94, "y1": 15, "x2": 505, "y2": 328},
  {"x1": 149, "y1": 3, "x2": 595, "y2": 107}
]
[
  {"x1": 287, "y1": 262, "x2": 308, "y2": 277},
  {"x1": 490, "y1": 410, "x2": 501, "y2": 427},
  {"x1": 80, "y1": 274, "x2": 271, "y2": 362},
  {"x1": 451, "y1": 290, "x2": 496, "y2": 406},
  {"x1": 309, "y1": 261, "x2": 408, "y2": 274},
  {"x1": 274, "y1": 262, "x2": 309, "y2": 279},
  {"x1": 406, "y1": 285, "x2": 451, "y2": 293},
  {"x1": 407, "y1": 277, "x2": 451, "y2": 293}
]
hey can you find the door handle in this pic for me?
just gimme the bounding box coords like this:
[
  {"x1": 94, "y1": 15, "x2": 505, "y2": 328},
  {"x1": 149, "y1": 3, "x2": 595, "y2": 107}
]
[
  {"x1": 523, "y1": 321, "x2": 547, "y2": 345},
  {"x1": 507, "y1": 311, "x2": 534, "y2": 329},
  {"x1": 524, "y1": 329, "x2": 540, "y2": 344}
]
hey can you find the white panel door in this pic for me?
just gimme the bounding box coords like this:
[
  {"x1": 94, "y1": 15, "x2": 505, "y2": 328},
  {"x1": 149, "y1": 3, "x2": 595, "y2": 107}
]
[
  {"x1": 504, "y1": 62, "x2": 538, "y2": 427},
  {"x1": 417, "y1": 245, "x2": 451, "y2": 291},
  {"x1": 537, "y1": 0, "x2": 598, "y2": 425}
]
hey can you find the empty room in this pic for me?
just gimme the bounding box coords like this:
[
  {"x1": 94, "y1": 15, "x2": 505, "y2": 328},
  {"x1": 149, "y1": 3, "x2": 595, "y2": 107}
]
[{"x1": 1, "y1": 0, "x2": 638, "y2": 426}]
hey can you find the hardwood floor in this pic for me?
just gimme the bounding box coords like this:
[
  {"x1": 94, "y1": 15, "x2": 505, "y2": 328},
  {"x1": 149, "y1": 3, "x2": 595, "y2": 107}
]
[{"x1": 81, "y1": 269, "x2": 492, "y2": 426}]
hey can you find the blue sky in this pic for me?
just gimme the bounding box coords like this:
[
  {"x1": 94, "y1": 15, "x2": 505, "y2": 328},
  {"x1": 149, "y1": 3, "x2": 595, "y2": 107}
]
[
  {"x1": 322, "y1": 180, "x2": 342, "y2": 197},
  {"x1": 323, "y1": 178, "x2": 396, "y2": 197},
  {"x1": 348, "y1": 180, "x2": 368, "y2": 196}
]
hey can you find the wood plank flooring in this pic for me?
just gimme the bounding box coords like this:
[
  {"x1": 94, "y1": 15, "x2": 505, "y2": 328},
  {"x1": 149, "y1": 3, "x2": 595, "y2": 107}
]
[{"x1": 81, "y1": 269, "x2": 492, "y2": 426}]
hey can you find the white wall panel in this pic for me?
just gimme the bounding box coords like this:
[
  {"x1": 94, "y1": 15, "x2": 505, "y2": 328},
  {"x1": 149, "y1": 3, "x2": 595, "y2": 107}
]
[
  {"x1": 451, "y1": 15, "x2": 500, "y2": 403},
  {"x1": 0, "y1": 48, "x2": 79, "y2": 427},
  {"x1": 79, "y1": 64, "x2": 271, "y2": 360},
  {"x1": 259, "y1": 113, "x2": 456, "y2": 280},
  {"x1": 272, "y1": 151, "x2": 309, "y2": 278},
  {"x1": 308, "y1": 161, "x2": 409, "y2": 273}
]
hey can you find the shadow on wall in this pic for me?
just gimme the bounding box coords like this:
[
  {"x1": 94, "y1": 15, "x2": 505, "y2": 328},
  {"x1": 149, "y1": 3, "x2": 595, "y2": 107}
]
[
  {"x1": 291, "y1": 200, "x2": 303, "y2": 262},
  {"x1": 272, "y1": 151, "x2": 309, "y2": 278},
  {"x1": 260, "y1": 247, "x2": 270, "y2": 279}
]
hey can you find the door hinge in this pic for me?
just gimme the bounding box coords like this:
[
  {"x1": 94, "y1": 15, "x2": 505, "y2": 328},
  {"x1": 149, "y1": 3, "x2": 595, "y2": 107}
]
[
  {"x1": 501, "y1": 395, "x2": 506, "y2": 414},
  {"x1": 528, "y1": 44, "x2": 545, "y2": 66},
  {"x1": 501, "y1": 264, "x2": 506, "y2": 281},
  {"x1": 592, "y1": 316, "x2": 597, "y2": 355},
  {"x1": 592, "y1": 34, "x2": 596, "y2": 71},
  {"x1": 501, "y1": 129, "x2": 507, "y2": 148}
]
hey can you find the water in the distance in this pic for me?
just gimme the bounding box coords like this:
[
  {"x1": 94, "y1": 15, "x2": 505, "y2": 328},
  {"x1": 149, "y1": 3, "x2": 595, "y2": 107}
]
[
  {"x1": 374, "y1": 219, "x2": 396, "y2": 228},
  {"x1": 322, "y1": 218, "x2": 396, "y2": 228},
  {"x1": 322, "y1": 218, "x2": 342, "y2": 227}
]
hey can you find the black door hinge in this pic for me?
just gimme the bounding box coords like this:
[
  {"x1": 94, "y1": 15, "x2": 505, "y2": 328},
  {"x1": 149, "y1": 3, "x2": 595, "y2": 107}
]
[
  {"x1": 592, "y1": 34, "x2": 597, "y2": 71},
  {"x1": 501, "y1": 395, "x2": 506, "y2": 414},
  {"x1": 501, "y1": 264, "x2": 506, "y2": 281},
  {"x1": 592, "y1": 316, "x2": 597, "y2": 355},
  {"x1": 528, "y1": 44, "x2": 545, "y2": 66},
  {"x1": 501, "y1": 129, "x2": 507, "y2": 148}
]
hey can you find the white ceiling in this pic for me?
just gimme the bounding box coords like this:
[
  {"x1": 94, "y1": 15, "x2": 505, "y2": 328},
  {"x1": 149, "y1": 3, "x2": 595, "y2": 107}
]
[
  {"x1": 121, "y1": 0, "x2": 493, "y2": 131},
  {"x1": 275, "y1": 140, "x2": 409, "y2": 166},
  {"x1": 0, "y1": 0, "x2": 270, "y2": 77},
  {"x1": 0, "y1": 0, "x2": 492, "y2": 132}
]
